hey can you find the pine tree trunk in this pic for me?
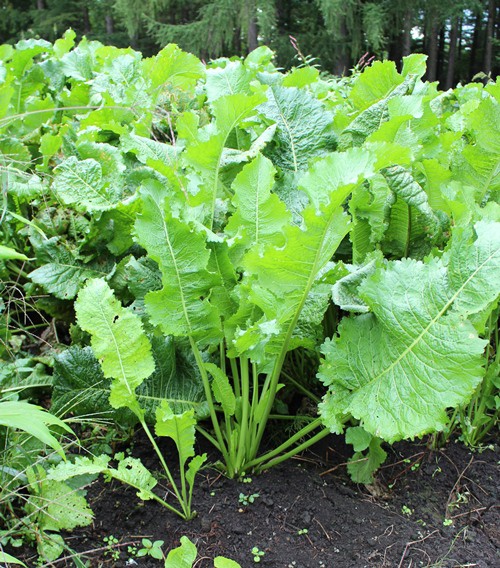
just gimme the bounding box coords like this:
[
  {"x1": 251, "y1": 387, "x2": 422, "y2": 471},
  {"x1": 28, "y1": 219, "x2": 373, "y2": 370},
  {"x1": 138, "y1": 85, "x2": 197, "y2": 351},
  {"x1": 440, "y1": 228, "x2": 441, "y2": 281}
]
[
  {"x1": 248, "y1": 16, "x2": 258, "y2": 52},
  {"x1": 37, "y1": 0, "x2": 45, "y2": 9},
  {"x1": 82, "y1": 5, "x2": 91, "y2": 35},
  {"x1": 402, "y1": 8, "x2": 413, "y2": 57},
  {"x1": 426, "y1": 18, "x2": 440, "y2": 82},
  {"x1": 484, "y1": 0, "x2": 496, "y2": 75},
  {"x1": 445, "y1": 17, "x2": 459, "y2": 89},
  {"x1": 469, "y1": 12, "x2": 482, "y2": 78},
  {"x1": 105, "y1": 14, "x2": 114, "y2": 36},
  {"x1": 334, "y1": 17, "x2": 350, "y2": 76},
  {"x1": 437, "y1": 26, "x2": 446, "y2": 85}
]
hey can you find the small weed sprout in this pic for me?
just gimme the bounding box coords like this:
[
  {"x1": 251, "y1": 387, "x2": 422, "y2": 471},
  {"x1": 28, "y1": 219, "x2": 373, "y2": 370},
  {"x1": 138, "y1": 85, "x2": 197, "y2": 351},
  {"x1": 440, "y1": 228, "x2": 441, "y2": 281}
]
[
  {"x1": 137, "y1": 538, "x2": 164, "y2": 560},
  {"x1": 103, "y1": 535, "x2": 120, "y2": 561},
  {"x1": 297, "y1": 528, "x2": 309, "y2": 535},
  {"x1": 252, "y1": 546, "x2": 265, "y2": 563},
  {"x1": 239, "y1": 492, "x2": 260, "y2": 506},
  {"x1": 401, "y1": 505, "x2": 413, "y2": 517}
]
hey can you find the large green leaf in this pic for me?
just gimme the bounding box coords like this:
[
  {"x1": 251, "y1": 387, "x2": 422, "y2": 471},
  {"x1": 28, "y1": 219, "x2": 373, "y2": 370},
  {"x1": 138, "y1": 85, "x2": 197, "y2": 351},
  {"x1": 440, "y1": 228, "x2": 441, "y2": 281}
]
[
  {"x1": 135, "y1": 181, "x2": 222, "y2": 345},
  {"x1": 184, "y1": 92, "x2": 265, "y2": 224},
  {"x1": 143, "y1": 44, "x2": 204, "y2": 93},
  {"x1": 319, "y1": 221, "x2": 500, "y2": 441},
  {"x1": 52, "y1": 340, "x2": 208, "y2": 422},
  {"x1": 27, "y1": 479, "x2": 93, "y2": 532},
  {"x1": 74, "y1": 278, "x2": 155, "y2": 412},
  {"x1": 164, "y1": 536, "x2": 197, "y2": 568},
  {"x1": 48, "y1": 454, "x2": 158, "y2": 501},
  {"x1": 155, "y1": 401, "x2": 197, "y2": 469},
  {"x1": 226, "y1": 153, "x2": 290, "y2": 259},
  {"x1": 29, "y1": 237, "x2": 114, "y2": 300},
  {"x1": 231, "y1": 149, "x2": 376, "y2": 363},
  {"x1": 259, "y1": 86, "x2": 334, "y2": 173},
  {"x1": 52, "y1": 156, "x2": 122, "y2": 211}
]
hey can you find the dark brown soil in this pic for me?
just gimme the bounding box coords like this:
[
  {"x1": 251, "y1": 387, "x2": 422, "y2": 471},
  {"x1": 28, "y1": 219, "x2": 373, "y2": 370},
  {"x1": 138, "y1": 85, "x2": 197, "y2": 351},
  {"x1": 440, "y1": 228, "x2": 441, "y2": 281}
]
[{"x1": 21, "y1": 434, "x2": 500, "y2": 568}]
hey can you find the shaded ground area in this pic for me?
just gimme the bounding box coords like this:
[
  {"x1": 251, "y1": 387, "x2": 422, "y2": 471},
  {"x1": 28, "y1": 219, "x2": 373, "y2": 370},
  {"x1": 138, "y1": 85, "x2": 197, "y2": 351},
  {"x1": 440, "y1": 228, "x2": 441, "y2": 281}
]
[{"x1": 25, "y1": 435, "x2": 500, "y2": 567}]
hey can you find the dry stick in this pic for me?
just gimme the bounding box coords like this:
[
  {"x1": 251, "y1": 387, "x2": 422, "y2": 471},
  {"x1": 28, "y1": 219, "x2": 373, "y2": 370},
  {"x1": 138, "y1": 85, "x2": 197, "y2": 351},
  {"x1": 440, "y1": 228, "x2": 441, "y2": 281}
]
[
  {"x1": 313, "y1": 517, "x2": 332, "y2": 540},
  {"x1": 397, "y1": 529, "x2": 440, "y2": 568},
  {"x1": 37, "y1": 540, "x2": 139, "y2": 567},
  {"x1": 445, "y1": 455, "x2": 475, "y2": 517},
  {"x1": 450, "y1": 503, "x2": 499, "y2": 519}
]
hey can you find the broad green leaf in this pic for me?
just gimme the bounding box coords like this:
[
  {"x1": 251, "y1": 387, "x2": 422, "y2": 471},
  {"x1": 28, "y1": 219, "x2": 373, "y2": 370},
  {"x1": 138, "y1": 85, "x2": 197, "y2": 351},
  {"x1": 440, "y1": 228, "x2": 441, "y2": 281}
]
[
  {"x1": 259, "y1": 86, "x2": 334, "y2": 172},
  {"x1": 139, "y1": 336, "x2": 208, "y2": 418},
  {"x1": 135, "y1": 181, "x2": 222, "y2": 345},
  {"x1": 226, "y1": 153, "x2": 289, "y2": 258},
  {"x1": 52, "y1": 341, "x2": 208, "y2": 422},
  {"x1": 447, "y1": 222, "x2": 500, "y2": 316},
  {"x1": 184, "y1": 92, "x2": 265, "y2": 223},
  {"x1": 52, "y1": 346, "x2": 133, "y2": 422},
  {"x1": 48, "y1": 454, "x2": 158, "y2": 501},
  {"x1": 155, "y1": 401, "x2": 196, "y2": 469},
  {"x1": 37, "y1": 533, "x2": 64, "y2": 563},
  {"x1": 382, "y1": 165, "x2": 438, "y2": 231},
  {"x1": 349, "y1": 60, "x2": 404, "y2": 111},
  {"x1": 29, "y1": 479, "x2": 93, "y2": 531},
  {"x1": 205, "y1": 362, "x2": 236, "y2": 416},
  {"x1": 53, "y1": 29, "x2": 76, "y2": 58},
  {"x1": 345, "y1": 426, "x2": 372, "y2": 452},
  {"x1": 144, "y1": 44, "x2": 204, "y2": 93},
  {"x1": 74, "y1": 278, "x2": 155, "y2": 411},
  {"x1": 232, "y1": 149, "x2": 376, "y2": 362},
  {"x1": 319, "y1": 221, "x2": 500, "y2": 442},
  {"x1": 0, "y1": 401, "x2": 71, "y2": 459},
  {"x1": 164, "y1": 536, "x2": 197, "y2": 568},
  {"x1": 185, "y1": 453, "x2": 207, "y2": 490},
  {"x1": 205, "y1": 60, "x2": 253, "y2": 102},
  {"x1": 347, "y1": 434, "x2": 387, "y2": 484},
  {"x1": 52, "y1": 157, "x2": 121, "y2": 211},
  {"x1": 120, "y1": 132, "x2": 181, "y2": 167},
  {"x1": 29, "y1": 237, "x2": 114, "y2": 300}
]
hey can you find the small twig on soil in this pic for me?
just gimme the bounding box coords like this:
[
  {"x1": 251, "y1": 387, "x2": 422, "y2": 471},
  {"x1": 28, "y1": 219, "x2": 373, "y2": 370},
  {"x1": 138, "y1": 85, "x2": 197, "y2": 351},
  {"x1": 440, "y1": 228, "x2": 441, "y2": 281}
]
[
  {"x1": 450, "y1": 503, "x2": 499, "y2": 519},
  {"x1": 445, "y1": 455, "x2": 474, "y2": 517},
  {"x1": 313, "y1": 517, "x2": 332, "y2": 540},
  {"x1": 37, "y1": 540, "x2": 139, "y2": 567},
  {"x1": 320, "y1": 456, "x2": 368, "y2": 476},
  {"x1": 194, "y1": 556, "x2": 211, "y2": 567},
  {"x1": 397, "y1": 530, "x2": 439, "y2": 568}
]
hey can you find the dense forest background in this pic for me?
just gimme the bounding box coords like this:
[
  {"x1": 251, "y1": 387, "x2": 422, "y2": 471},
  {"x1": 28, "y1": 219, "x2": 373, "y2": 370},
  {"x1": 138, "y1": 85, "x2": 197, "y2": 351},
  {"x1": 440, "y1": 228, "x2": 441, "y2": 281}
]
[{"x1": 1, "y1": 0, "x2": 498, "y2": 87}]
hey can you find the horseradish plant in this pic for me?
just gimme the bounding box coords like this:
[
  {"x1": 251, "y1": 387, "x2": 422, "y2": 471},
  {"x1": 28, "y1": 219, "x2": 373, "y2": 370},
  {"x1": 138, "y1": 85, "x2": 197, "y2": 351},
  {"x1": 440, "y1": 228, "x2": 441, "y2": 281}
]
[{"x1": 64, "y1": 49, "x2": 499, "y2": 496}]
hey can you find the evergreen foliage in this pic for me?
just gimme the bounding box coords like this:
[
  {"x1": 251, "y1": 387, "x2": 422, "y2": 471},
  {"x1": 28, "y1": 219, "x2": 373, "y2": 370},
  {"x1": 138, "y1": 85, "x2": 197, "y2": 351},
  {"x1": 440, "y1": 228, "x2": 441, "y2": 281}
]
[{"x1": 0, "y1": 0, "x2": 498, "y2": 84}]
